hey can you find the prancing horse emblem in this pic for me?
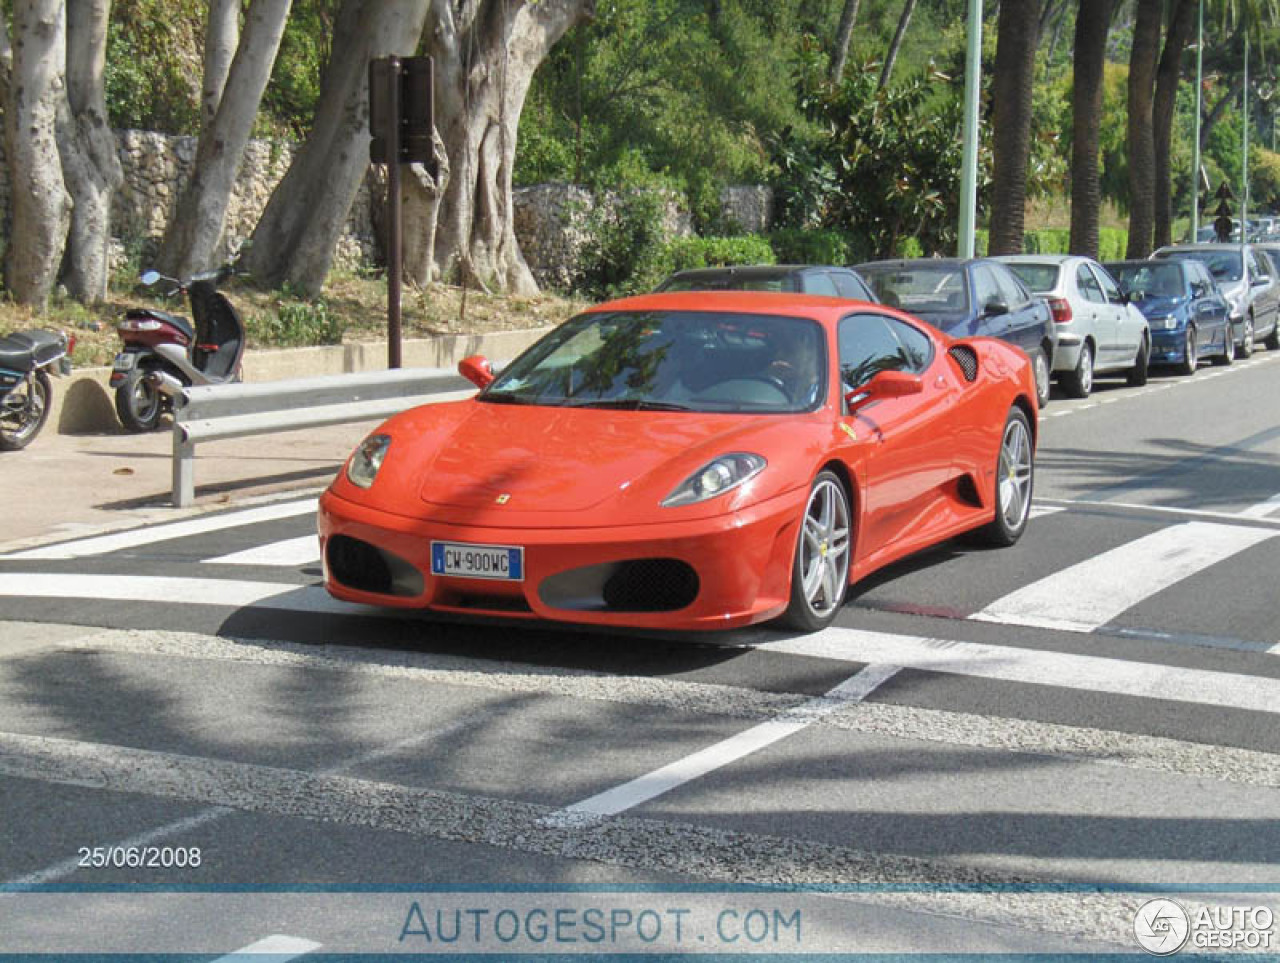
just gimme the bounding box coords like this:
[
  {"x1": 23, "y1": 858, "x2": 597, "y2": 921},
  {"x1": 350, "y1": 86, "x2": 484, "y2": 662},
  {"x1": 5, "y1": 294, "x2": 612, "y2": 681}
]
[{"x1": 495, "y1": 494, "x2": 511, "y2": 505}]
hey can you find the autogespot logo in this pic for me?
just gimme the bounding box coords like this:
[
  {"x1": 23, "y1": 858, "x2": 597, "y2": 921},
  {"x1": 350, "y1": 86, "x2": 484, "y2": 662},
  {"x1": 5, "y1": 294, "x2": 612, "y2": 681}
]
[{"x1": 1134, "y1": 898, "x2": 1191, "y2": 956}]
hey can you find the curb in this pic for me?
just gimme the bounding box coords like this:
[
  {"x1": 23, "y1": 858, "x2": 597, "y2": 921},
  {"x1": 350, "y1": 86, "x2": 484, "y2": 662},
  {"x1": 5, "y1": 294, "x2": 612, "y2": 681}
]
[{"x1": 50, "y1": 326, "x2": 554, "y2": 436}]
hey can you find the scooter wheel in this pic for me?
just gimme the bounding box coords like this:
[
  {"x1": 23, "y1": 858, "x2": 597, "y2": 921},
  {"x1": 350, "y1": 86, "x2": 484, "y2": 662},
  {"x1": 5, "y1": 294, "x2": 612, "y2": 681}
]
[
  {"x1": 115, "y1": 366, "x2": 165, "y2": 432},
  {"x1": 0, "y1": 370, "x2": 52, "y2": 451}
]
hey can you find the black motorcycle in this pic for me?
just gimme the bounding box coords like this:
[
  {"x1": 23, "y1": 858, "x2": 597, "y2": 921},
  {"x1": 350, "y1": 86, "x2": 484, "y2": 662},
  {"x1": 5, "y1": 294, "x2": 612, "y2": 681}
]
[{"x1": 0, "y1": 330, "x2": 74, "y2": 451}]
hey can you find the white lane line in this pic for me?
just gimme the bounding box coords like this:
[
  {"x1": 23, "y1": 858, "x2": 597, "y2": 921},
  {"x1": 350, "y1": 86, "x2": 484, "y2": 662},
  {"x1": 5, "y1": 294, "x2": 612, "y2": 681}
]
[
  {"x1": 1028, "y1": 504, "x2": 1064, "y2": 519},
  {"x1": 204, "y1": 536, "x2": 320, "y2": 567},
  {"x1": 1034, "y1": 498, "x2": 1280, "y2": 528},
  {"x1": 1269, "y1": 642, "x2": 1280, "y2": 656},
  {"x1": 0, "y1": 573, "x2": 351, "y2": 613},
  {"x1": 0, "y1": 498, "x2": 317, "y2": 561},
  {"x1": 1242, "y1": 492, "x2": 1280, "y2": 519},
  {"x1": 971, "y1": 521, "x2": 1276, "y2": 633},
  {"x1": 757, "y1": 625, "x2": 1280, "y2": 716},
  {"x1": 211, "y1": 935, "x2": 321, "y2": 961},
  {"x1": 541, "y1": 664, "x2": 900, "y2": 827}
]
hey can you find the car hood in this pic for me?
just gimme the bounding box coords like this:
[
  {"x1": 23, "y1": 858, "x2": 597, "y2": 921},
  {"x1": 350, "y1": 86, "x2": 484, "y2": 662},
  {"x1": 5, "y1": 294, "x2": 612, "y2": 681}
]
[
  {"x1": 1133, "y1": 295, "x2": 1186, "y2": 316},
  {"x1": 405, "y1": 401, "x2": 776, "y2": 513}
]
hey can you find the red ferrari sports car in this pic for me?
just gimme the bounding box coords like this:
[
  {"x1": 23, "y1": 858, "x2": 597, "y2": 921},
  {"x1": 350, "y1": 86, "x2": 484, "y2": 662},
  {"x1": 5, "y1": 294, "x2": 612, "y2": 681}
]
[{"x1": 318, "y1": 291, "x2": 1037, "y2": 632}]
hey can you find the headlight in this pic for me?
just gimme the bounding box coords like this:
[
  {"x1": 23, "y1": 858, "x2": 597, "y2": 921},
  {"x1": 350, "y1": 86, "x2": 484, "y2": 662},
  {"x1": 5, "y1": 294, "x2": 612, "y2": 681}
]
[
  {"x1": 662, "y1": 453, "x2": 766, "y2": 507},
  {"x1": 1153, "y1": 316, "x2": 1178, "y2": 330},
  {"x1": 346, "y1": 434, "x2": 391, "y2": 489}
]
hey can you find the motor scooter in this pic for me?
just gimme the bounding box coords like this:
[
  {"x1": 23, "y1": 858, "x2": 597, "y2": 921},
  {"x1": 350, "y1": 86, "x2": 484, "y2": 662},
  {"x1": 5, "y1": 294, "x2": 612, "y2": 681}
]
[
  {"x1": 0, "y1": 329, "x2": 74, "y2": 451},
  {"x1": 110, "y1": 264, "x2": 246, "y2": 431}
]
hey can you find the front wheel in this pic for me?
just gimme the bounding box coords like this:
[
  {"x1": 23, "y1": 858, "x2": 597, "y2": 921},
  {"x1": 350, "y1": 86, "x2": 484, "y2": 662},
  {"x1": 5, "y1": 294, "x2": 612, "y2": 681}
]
[
  {"x1": 115, "y1": 366, "x2": 165, "y2": 432},
  {"x1": 1239, "y1": 316, "x2": 1255, "y2": 359},
  {"x1": 1265, "y1": 318, "x2": 1280, "y2": 351},
  {"x1": 776, "y1": 470, "x2": 852, "y2": 633},
  {"x1": 1126, "y1": 335, "x2": 1150, "y2": 386},
  {"x1": 1177, "y1": 326, "x2": 1198, "y2": 376},
  {"x1": 1060, "y1": 342, "x2": 1093, "y2": 398},
  {"x1": 975, "y1": 407, "x2": 1034, "y2": 547},
  {"x1": 0, "y1": 370, "x2": 52, "y2": 451}
]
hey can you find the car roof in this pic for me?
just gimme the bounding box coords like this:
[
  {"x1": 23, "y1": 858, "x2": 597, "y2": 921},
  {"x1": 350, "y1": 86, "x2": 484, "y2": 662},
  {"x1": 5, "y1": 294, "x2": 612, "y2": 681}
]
[
  {"x1": 992, "y1": 254, "x2": 1082, "y2": 265},
  {"x1": 589, "y1": 290, "x2": 881, "y2": 325},
  {"x1": 665, "y1": 264, "x2": 844, "y2": 280}
]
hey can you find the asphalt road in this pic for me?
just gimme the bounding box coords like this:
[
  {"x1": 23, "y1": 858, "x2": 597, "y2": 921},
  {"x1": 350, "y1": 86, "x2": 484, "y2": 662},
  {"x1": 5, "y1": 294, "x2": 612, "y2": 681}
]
[{"x1": 2, "y1": 353, "x2": 1280, "y2": 957}]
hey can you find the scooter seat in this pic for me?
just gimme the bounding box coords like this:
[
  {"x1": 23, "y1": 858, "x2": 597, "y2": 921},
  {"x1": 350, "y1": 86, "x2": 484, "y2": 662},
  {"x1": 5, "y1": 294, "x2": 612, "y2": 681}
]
[
  {"x1": 126, "y1": 308, "x2": 195, "y2": 342},
  {"x1": 0, "y1": 330, "x2": 63, "y2": 373}
]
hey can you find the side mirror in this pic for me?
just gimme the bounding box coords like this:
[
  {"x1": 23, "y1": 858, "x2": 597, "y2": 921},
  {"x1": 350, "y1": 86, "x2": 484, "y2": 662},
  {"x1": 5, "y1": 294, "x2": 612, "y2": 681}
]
[
  {"x1": 982, "y1": 298, "x2": 1009, "y2": 318},
  {"x1": 139, "y1": 270, "x2": 160, "y2": 286},
  {"x1": 844, "y1": 369, "x2": 923, "y2": 409},
  {"x1": 458, "y1": 354, "x2": 495, "y2": 389}
]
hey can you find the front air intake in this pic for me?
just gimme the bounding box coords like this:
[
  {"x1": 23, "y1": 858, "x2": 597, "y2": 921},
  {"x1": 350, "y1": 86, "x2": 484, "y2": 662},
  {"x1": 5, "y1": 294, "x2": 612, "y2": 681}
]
[{"x1": 326, "y1": 535, "x2": 423, "y2": 597}]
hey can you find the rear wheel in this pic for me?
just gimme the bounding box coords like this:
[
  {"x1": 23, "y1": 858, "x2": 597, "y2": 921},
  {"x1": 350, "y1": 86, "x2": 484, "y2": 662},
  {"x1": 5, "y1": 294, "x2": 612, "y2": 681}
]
[
  {"x1": 1239, "y1": 315, "x2": 1255, "y2": 358},
  {"x1": 1060, "y1": 341, "x2": 1093, "y2": 398},
  {"x1": 1126, "y1": 335, "x2": 1150, "y2": 386},
  {"x1": 114, "y1": 365, "x2": 164, "y2": 432},
  {"x1": 1265, "y1": 319, "x2": 1280, "y2": 351},
  {"x1": 1032, "y1": 347, "x2": 1051, "y2": 408},
  {"x1": 1177, "y1": 326, "x2": 1198, "y2": 376},
  {"x1": 776, "y1": 470, "x2": 851, "y2": 633},
  {"x1": 0, "y1": 370, "x2": 52, "y2": 451},
  {"x1": 1215, "y1": 323, "x2": 1234, "y2": 365},
  {"x1": 975, "y1": 407, "x2": 1034, "y2": 547}
]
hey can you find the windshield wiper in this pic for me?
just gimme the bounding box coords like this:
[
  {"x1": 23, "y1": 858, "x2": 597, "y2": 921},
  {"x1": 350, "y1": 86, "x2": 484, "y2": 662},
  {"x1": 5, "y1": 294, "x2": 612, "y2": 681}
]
[
  {"x1": 481, "y1": 392, "x2": 558, "y2": 406},
  {"x1": 567, "y1": 398, "x2": 693, "y2": 411}
]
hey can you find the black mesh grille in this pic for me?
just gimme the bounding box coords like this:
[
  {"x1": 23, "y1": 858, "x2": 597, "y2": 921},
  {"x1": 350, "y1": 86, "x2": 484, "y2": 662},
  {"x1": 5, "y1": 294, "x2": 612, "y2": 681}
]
[
  {"x1": 602, "y1": 559, "x2": 700, "y2": 612},
  {"x1": 948, "y1": 345, "x2": 978, "y2": 382},
  {"x1": 326, "y1": 535, "x2": 422, "y2": 597}
]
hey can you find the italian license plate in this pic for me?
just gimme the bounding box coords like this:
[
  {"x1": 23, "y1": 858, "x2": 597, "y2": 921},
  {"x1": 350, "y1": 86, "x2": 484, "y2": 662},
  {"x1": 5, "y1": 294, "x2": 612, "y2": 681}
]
[
  {"x1": 431, "y1": 541, "x2": 523, "y2": 581},
  {"x1": 112, "y1": 352, "x2": 137, "y2": 372}
]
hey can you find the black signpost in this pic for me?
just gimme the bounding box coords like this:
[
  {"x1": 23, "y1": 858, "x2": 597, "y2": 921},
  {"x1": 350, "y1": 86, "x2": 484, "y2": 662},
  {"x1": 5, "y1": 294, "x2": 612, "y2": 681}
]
[{"x1": 369, "y1": 56, "x2": 434, "y2": 369}]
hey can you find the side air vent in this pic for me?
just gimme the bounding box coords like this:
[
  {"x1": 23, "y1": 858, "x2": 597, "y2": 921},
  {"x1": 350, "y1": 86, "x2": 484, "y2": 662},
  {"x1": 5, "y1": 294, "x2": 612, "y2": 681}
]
[{"x1": 948, "y1": 345, "x2": 978, "y2": 382}]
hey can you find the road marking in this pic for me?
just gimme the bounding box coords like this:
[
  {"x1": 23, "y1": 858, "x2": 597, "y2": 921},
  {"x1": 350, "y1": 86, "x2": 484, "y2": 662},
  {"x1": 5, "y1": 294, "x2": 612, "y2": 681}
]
[
  {"x1": 971, "y1": 521, "x2": 1276, "y2": 633},
  {"x1": 0, "y1": 573, "x2": 348, "y2": 613},
  {"x1": 1035, "y1": 497, "x2": 1280, "y2": 528},
  {"x1": 1028, "y1": 504, "x2": 1064, "y2": 519},
  {"x1": 756, "y1": 625, "x2": 1280, "y2": 716},
  {"x1": 204, "y1": 536, "x2": 320, "y2": 567},
  {"x1": 1241, "y1": 492, "x2": 1280, "y2": 518},
  {"x1": 0, "y1": 498, "x2": 318, "y2": 561},
  {"x1": 542, "y1": 664, "x2": 900, "y2": 826},
  {"x1": 211, "y1": 935, "x2": 321, "y2": 961}
]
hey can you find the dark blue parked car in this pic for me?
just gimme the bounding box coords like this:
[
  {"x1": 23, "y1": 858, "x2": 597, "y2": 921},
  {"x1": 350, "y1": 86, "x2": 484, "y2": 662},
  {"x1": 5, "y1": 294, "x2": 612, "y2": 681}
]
[
  {"x1": 1103, "y1": 259, "x2": 1231, "y2": 375},
  {"x1": 854, "y1": 257, "x2": 1056, "y2": 407}
]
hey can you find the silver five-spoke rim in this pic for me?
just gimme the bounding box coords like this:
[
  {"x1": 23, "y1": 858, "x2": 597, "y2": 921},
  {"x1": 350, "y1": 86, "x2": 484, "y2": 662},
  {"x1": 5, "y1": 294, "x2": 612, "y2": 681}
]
[
  {"x1": 800, "y1": 478, "x2": 850, "y2": 617},
  {"x1": 998, "y1": 418, "x2": 1033, "y2": 530}
]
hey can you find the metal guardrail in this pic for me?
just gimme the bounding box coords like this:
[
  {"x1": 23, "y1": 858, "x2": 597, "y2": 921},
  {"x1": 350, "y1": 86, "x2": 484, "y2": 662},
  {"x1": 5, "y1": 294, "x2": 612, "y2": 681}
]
[{"x1": 170, "y1": 368, "x2": 471, "y2": 507}]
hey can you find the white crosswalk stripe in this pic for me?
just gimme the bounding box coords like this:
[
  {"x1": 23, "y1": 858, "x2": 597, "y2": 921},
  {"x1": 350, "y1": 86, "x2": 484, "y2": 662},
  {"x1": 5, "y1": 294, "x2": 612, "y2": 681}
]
[{"x1": 203, "y1": 535, "x2": 320, "y2": 567}]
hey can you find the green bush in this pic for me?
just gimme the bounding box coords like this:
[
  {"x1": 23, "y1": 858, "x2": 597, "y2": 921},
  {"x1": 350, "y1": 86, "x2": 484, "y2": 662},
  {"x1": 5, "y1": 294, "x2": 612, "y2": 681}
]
[
  {"x1": 663, "y1": 235, "x2": 776, "y2": 272},
  {"x1": 249, "y1": 298, "x2": 344, "y2": 347},
  {"x1": 573, "y1": 191, "x2": 671, "y2": 299},
  {"x1": 768, "y1": 228, "x2": 852, "y2": 266}
]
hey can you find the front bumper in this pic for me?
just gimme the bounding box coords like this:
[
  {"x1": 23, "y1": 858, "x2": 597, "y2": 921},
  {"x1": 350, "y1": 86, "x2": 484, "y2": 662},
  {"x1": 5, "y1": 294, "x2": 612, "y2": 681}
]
[
  {"x1": 317, "y1": 488, "x2": 806, "y2": 631},
  {"x1": 1150, "y1": 326, "x2": 1189, "y2": 363}
]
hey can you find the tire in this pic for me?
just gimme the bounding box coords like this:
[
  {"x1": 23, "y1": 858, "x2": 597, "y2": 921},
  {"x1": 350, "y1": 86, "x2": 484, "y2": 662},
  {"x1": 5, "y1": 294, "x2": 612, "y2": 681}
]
[
  {"x1": 1059, "y1": 341, "x2": 1094, "y2": 398},
  {"x1": 114, "y1": 365, "x2": 165, "y2": 432},
  {"x1": 1215, "y1": 323, "x2": 1234, "y2": 365},
  {"x1": 1177, "y1": 326, "x2": 1198, "y2": 376},
  {"x1": 1265, "y1": 318, "x2": 1280, "y2": 351},
  {"x1": 1032, "y1": 346, "x2": 1051, "y2": 408},
  {"x1": 776, "y1": 469, "x2": 852, "y2": 633},
  {"x1": 1126, "y1": 334, "x2": 1150, "y2": 386},
  {"x1": 0, "y1": 370, "x2": 52, "y2": 451},
  {"x1": 1239, "y1": 315, "x2": 1255, "y2": 359},
  {"x1": 975, "y1": 407, "x2": 1035, "y2": 547}
]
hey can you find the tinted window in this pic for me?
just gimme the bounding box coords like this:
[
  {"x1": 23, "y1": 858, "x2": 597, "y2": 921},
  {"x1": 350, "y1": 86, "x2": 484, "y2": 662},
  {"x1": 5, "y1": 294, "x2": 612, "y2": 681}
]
[
  {"x1": 1157, "y1": 249, "x2": 1243, "y2": 282},
  {"x1": 856, "y1": 263, "x2": 967, "y2": 314},
  {"x1": 838, "y1": 313, "x2": 933, "y2": 389},
  {"x1": 1004, "y1": 262, "x2": 1059, "y2": 293},
  {"x1": 1093, "y1": 265, "x2": 1125, "y2": 303},
  {"x1": 830, "y1": 269, "x2": 875, "y2": 301},
  {"x1": 1076, "y1": 264, "x2": 1106, "y2": 304},
  {"x1": 1249, "y1": 250, "x2": 1271, "y2": 280},
  {"x1": 972, "y1": 265, "x2": 1003, "y2": 312},
  {"x1": 993, "y1": 265, "x2": 1031, "y2": 308},
  {"x1": 801, "y1": 271, "x2": 840, "y2": 297},
  {"x1": 1106, "y1": 262, "x2": 1185, "y2": 298}
]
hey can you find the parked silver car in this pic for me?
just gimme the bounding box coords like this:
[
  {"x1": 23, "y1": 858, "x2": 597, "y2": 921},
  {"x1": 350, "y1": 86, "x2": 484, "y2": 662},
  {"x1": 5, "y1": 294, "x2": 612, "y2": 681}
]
[
  {"x1": 994, "y1": 254, "x2": 1150, "y2": 398},
  {"x1": 1151, "y1": 243, "x2": 1280, "y2": 356}
]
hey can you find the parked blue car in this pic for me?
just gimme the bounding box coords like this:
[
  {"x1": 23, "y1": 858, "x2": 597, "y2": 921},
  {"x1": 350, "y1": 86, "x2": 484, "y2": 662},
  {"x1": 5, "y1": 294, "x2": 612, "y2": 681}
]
[
  {"x1": 1104, "y1": 259, "x2": 1232, "y2": 374},
  {"x1": 854, "y1": 257, "x2": 1057, "y2": 407}
]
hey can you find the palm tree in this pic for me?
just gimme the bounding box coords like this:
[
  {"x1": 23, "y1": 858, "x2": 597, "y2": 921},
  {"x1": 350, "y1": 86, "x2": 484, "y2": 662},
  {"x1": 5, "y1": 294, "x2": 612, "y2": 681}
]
[
  {"x1": 1153, "y1": 0, "x2": 1198, "y2": 249},
  {"x1": 1070, "y1": 0, "x2": 1117, "y2": 258},
  {"x1": 1126, "y1": 0, "x2": 1164, "y2": 258},
  {"x1": 830, "y1": 0, "x2": 861, "y2": 85},
  {"x1": 988, "y1": 0, "x2": 1043, "y2": 256},
  {"x1": 878, "y1": 0, "x2": 917, "y2": 89}
]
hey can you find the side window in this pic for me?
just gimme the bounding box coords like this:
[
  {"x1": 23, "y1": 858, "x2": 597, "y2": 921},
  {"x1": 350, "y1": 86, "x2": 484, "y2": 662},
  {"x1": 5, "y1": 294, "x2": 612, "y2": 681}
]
[
  {"x1": 830, "y1": 270, "x2": 873, "y2": 301},
  {"x1": 1076, "y1": 264, "x2": 1106, "y2": 304},
  {"x1": 972, "y1": 266, "x2": 1003, "y2": 312},
  {"x1": 838, "y1": 313, "x2": 933, "y2": 390},
  {"x1": 802, "y1": 271, "x2": 840, "y2": 297},
  {"x1": 1250, "y1": 250, "x2": 1271, "y2": 281},
  {"x1": 1093, "y1": 265, "x2": 1125, "y2": 304},
  {"x1": 993, "y1": 266, "x2": 1030, "y2": 309}
]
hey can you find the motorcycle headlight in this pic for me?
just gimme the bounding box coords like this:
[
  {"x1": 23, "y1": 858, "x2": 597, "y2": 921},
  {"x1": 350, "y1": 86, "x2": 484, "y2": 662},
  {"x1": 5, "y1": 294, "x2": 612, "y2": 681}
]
[
  {"x1": 662, "y1": 453, "x2": 766, "y2": 508},
  {"x1": 346, "y1": 434, "x2": 391, "y2": 489}
]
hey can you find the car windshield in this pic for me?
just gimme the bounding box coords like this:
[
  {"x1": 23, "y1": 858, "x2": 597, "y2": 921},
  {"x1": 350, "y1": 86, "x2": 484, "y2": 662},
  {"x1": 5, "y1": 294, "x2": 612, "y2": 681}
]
[
  {"x1": 1107, "y1": 262, "x2": 1184, "y2": 299},
  {"x1": 482, "y1": 310, "x2": 826, "y2": 413},
  {"x1": 1158, "y1": 249, "x2": 1243, "y2": 282},
  {"x1": 856, "y1": 263, "x2": 968, "y2": 314},
  {"x1": 657, "y1": 274, "x2": 793, "y2": 293},
  {"x1": 1003, "y1": 263, "x2": 1060, "y2": 293}
]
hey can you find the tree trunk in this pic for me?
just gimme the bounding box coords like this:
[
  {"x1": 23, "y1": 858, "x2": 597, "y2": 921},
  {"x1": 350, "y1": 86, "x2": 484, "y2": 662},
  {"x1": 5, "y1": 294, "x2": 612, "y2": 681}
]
[
  {"x1": 878, "y1": 0, "x2": 916, "y2": 90},
  {"x1": 401, "y1": 130, "x2": 451, "y2": 287},
  {"x1": 987, "y1": 0, "x2": 1041, "y2": 256},
  {"x1": 58, "y1": 0, "x2": 123, "y2": 304},
  {"x1": 245, "y1": 0, "x2": 432, "y2": 295},
  {"x1": 1153, "y1": 0, "x2": 1197, "y2": 248},
  {"x1": 202, "y1": 0, "x2": 241, "y2": 127},
  {"x1": 829, "y1": 0, "x2": 860, "y2": 86},
  {"x1": 1125, "y1": 0, "x2": 1162, "y2": 258},
  {"x1": 425, "y1": 0, "x2": 595, "y2": 294},
  {"x1": 1070, "y1": 0, "x2": 1114, "y2": 258},
  {"x1": 3, "y1": 0, "x2": 72, "y2": 306},
  {"x1": 157, "y1": 0, "x2": 292, "y2": 280}
]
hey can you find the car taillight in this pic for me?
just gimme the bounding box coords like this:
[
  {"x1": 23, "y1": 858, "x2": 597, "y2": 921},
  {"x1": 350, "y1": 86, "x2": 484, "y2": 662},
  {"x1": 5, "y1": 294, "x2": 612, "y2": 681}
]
[{"x1": 1047, "y1": 297, "x2": 1073, "y2": 323}]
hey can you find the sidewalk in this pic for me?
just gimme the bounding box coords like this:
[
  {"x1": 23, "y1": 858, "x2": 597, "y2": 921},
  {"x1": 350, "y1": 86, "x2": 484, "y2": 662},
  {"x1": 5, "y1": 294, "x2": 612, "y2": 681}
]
[{"x1": 0, "y1": 419, "x2": 381, "y2": 553}]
